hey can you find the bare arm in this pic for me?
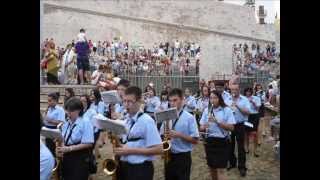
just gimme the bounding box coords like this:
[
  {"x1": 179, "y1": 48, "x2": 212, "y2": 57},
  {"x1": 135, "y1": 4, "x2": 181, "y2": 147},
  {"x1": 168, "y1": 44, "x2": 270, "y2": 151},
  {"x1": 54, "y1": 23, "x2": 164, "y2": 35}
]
[
  {"x1": 171, "y1": 130, "x2": 199, "y2": 145},
  {"x1": 115, "y1": 144, "x2": 163, "y2": 156},
  {"x1": 217, "y1": 122, "x2": 234, "y2": 131}
]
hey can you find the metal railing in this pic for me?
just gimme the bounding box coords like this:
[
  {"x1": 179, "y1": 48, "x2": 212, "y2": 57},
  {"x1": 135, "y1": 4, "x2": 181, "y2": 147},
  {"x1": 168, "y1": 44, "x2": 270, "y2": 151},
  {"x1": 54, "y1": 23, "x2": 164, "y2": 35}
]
[{"x1": 119, "y1": 75, "x2": 200, "y2": 95}]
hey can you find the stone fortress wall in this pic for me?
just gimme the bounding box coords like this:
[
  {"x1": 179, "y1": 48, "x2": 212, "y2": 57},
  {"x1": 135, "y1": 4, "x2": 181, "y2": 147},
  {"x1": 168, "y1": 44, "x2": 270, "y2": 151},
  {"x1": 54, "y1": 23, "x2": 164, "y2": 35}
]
[{"x1": 41, "y1": 0, "x2": 277, "y2": 80}]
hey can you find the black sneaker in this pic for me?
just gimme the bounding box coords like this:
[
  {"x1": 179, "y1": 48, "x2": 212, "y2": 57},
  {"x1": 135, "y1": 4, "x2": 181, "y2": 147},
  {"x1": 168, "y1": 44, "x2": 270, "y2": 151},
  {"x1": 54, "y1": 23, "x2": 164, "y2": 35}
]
[{"x1": 239, "y1": 169, "x2": 247, "y2": 177}]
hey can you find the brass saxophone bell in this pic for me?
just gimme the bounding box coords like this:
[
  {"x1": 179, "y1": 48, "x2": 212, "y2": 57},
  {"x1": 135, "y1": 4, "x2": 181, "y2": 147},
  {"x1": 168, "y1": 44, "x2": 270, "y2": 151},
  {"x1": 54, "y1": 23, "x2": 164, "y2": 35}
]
[
  {"x1": 162, "y1": 140, "x2": 171, "y2": 152},
  {"x1": 102, "y1": 158, "x2": 118, "y2": 176}
]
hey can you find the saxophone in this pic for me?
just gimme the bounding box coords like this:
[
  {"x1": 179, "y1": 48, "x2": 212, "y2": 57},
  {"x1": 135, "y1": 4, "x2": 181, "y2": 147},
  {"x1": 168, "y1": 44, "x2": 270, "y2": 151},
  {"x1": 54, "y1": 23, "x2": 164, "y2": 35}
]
[
  {"x1": 102, "y1": 132, "x2": 121, "y2": 180},
  {"x1": 51, "y1": 122, "x2": 64, "y2": 180},
  {"x1": 162, "y1": 120, "x2": 171, "y2": 164}
]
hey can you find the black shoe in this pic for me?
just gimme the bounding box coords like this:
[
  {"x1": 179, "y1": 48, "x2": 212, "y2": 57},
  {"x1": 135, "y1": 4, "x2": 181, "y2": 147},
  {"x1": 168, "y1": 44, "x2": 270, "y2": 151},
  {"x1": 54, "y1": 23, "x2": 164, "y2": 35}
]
[
  {"x1": 254, "y1": 153, "x2": 260, "y2": 157},
  {"x1": 227, "y1": 164, "x2": 236, "y2": 171},
  {"x1": 239, "y1": 169, "x2": 247, "y2": 177}
]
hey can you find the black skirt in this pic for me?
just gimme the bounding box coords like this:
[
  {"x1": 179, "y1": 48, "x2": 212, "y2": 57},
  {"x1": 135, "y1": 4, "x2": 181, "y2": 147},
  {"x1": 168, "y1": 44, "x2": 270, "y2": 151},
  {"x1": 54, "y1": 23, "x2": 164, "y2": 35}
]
[
  {"x1": 246, "y1": 113, "x2": 260, "y2": 132},
  {"x1": 204, "y1": 137, "x2": 229, "y2": 169},
  {"x1": 62, "y1": 149, "x2": 90, "y2": 180}
]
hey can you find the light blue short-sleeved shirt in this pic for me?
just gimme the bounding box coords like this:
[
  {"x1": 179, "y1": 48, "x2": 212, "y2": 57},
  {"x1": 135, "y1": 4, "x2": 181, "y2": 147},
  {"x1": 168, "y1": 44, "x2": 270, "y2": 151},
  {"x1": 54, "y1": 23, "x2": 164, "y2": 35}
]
[
  {"x1": 115, "y1": 103, "x2": 126, "y2": 114},
  {"x1": 83, "y1": 108, "x2": 99, "y2": 133},
  {"x1": 44, "y1": 105, "x2": 65, "y2": 127},
  {"x1": 232, "y1": 95, "x2": 251, "y2": 123},
  {"x1": 90, "y1": 101, "x2": 106, "y2": 114},
  {"x1": 222, "y1": 91, "x2": 233, "y2": 107},
  {"x1": 61, "y1": 116, "x2": 94, "y2": 145},
  {"x1": 158, "y1": 101, "x2": 169, "y2": 111},
  {"x1": 196, "y1": 97, "x2": 209, "y2": 112},
  {"x1": 184, "y1": 96, "x2": 196, "y2": 113},
  {"x1": 247, "y1": 95, "x2": 261, "y2": 114},
  {"x1": 40, "y1": 140, "x2": 55, "y2": 180},
  {"x1": 255, "y1": 90, "x2": 266, "y2": 104},
  {"x1": 161, "y1": 110, "x2": 200, "y2": 153},
  {"x1": 145, "y1": 96, "x2": 161, "y2": 113},
  {"x1": 120, "y1": 111, "x2": 162, "y2": 164},
  {"x1": 200, "y1": 106, "x2": 236, "y2": 138}
]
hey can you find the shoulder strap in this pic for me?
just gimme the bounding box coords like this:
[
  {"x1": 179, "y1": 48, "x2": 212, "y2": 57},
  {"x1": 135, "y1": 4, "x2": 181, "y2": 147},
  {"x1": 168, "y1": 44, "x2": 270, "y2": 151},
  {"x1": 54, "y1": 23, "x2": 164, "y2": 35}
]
[
  {"x1": 172, "y1": 110, "x2": 184, "y2": 130},
  {"x1": 64, "y1": 124, "x2": 77, "y2": 146},
  {"x1": 126, "y1": 112, "x2": 144, "y2": 141}
]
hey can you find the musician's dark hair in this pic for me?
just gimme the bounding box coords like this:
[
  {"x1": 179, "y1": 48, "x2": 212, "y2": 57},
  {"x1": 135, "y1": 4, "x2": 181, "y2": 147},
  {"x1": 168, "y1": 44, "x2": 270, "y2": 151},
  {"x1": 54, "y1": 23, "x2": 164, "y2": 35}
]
[
  {"x1": 125, "y1": 86, "x2": 142, "y2": 101},
  {"x1": 244, "y1": 87, "x2": 253, "y2": 95},
  {"x1": 40, "y1": 112, "x2": 43, "y2": 133},
  {"x1": 80, "y1": 94, "x2": 92, "y2": 111},
  {"x1": 48, "y1": 92, "x2": 60, "y2": 102},
  {"x1": 145, "y1": 85, "x2": 156, "y2": 96},
  {"x1": 168, "y1": 88, "x2": 184, "y2": 99},
  {"x1": 160, "y1": 90, "x2": 168, "y2": 101},
  {"x1": 64, "y1": 97, "x2": 84, "y2": 117},
  {"x1": 209, "y1": 90, "x2": 227, "y2": 108},
  {"x1": 201, "y1": 85, "x2": 210, "y2": 97},
  {"x1": 118, "y1": 79, "x2": 130, "y2": 88},
  {"x1": 64, "y1": 88, "x2": 75, "y2": 103},
  {"x1": 254, "y1": 83, "x2": 263, "y2": 93},
  {"x1": 91, "y1": 88, "x2": 102, "y2": 106}
]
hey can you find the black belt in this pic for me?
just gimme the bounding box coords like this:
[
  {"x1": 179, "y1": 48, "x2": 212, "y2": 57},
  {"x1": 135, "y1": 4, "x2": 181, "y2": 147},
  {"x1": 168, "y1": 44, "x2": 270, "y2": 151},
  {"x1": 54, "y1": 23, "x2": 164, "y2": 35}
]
[
  {"x1": 127, "y1": 137, "x2": 143, "y2": 142},
  {"x1": 170, "y1": 151, "x2": 191, "y2": 156}
]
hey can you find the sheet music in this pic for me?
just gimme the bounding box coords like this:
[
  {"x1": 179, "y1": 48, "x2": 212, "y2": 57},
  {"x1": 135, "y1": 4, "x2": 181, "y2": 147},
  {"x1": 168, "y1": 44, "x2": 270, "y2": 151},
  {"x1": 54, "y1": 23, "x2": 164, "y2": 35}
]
[
  {"x1": 41, "y1": 127, "x2": 63, "y2": 141},
  {"x1": 101, "y1": 90, "x2": 122, "y2": 104},
  {"x1": 154, "y1": 107, "x2": 178, "y2": 124},
  {"x1": 94, "y1": 114, "x2": 127, "y2": 135}
]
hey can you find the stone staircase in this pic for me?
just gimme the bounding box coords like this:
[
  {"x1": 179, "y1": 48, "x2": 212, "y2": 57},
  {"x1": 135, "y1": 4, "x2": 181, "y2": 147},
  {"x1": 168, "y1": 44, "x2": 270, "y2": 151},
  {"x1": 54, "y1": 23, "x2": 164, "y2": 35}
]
[{"x1": 40, "y1": 85, "x2": 95, "y2": 113}]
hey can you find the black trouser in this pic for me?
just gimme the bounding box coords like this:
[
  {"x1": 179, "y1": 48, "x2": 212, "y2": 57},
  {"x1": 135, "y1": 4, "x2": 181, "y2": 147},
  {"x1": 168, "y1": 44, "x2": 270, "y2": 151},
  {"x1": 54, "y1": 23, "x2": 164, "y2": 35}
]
[
  {"x1": 165, "y1": 152, "x2": 192, "y2": 180},
  {"x1": 229, "y1": 122, "x2": 246, "y2": 170},
  {"x1": 119, "y1": 161, "x2": 154, "y2": 180},
  {"x1": 62, "y1": 149, "x2": 90, "y2": 180}
]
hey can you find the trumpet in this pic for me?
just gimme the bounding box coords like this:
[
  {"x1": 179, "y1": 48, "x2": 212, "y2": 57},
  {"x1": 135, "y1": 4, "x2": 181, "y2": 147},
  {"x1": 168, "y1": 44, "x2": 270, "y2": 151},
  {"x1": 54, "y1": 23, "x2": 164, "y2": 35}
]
[
  {"x1": 52, "y1": 122, "x2": 64, "y2": 180},
  {"x1": 102, "y1": 132, "x2": 121, "y2": 180},
  {"x1": 162, "y1": 120, "x2": 171, "y2": 164}
]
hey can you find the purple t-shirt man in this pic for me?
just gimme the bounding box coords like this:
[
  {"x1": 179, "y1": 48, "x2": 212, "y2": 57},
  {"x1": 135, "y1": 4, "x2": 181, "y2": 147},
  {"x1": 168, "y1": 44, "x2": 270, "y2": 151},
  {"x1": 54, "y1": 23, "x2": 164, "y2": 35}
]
[{"x1": 75, "y1": 41, "x2": 90, "y2": 58}]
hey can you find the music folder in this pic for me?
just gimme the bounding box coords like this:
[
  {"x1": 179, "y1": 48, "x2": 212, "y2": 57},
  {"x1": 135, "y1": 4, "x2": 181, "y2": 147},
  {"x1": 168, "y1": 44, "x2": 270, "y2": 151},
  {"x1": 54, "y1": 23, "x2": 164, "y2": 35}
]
[
  {"x1": 94, "y1": 114, "x2": 127, "y2": 135},
  {"x1": 154, "y1": 107, "x2": 178, "y2": 124},
  {"x1": 41, "y1": 127, "x2": 63, "y2": 141},
  {"x1": 101, "y1": 90, "x2": 122, "y2": 104}
]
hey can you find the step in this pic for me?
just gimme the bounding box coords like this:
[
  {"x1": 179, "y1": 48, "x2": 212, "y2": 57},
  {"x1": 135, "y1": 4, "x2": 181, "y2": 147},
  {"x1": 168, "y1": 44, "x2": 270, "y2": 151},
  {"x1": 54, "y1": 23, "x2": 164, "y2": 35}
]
[{"x1": 40, "y1": 85, "x2": 95, "y2": 96}]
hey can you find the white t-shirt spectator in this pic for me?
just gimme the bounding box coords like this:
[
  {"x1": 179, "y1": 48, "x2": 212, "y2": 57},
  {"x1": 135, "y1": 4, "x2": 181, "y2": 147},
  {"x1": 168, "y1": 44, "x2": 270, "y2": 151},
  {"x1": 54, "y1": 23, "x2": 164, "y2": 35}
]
[
  {"x1": 113, "y1": 77, "x2": 121, "y2": 84},
  {"x1": 91, "y1": 70, "x2": 103, "y2": 85},
  {"x1": 175, "y1": 41, "x2": 180, "y2": 49},
  {"x1": 77, "y1": 32, "x2": 86, "y2": 42}
]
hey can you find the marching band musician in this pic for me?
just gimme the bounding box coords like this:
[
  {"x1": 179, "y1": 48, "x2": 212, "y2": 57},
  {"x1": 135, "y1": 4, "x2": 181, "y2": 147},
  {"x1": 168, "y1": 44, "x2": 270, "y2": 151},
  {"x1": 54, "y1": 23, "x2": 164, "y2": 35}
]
[
  {"x1": 144, "y1": 85, "x2": 161, "y2": 120},
  {"x1": 89, "y1": 88, "x2": 106, "y2": 115},
  {"x1": 183, "y1": 88, "x2": 196, "y2": 115},
  {"x1": 244, "y1": 87, "x2": 261, "y2": 157},
  {"x1": 199, "y1": 91, "x2": 236, "y2": 180},
  {"x1": 40, "y1": 113, "x2": 55, "y2": 180},
  {"x1": 114, "y1": 86, "x2": 163, "y2": 180},
  {"x1": 214, "y1": 81, "x2": 233, "y2": 107},
  {"x1": 195, "y1": 85, "x2": 210, "y2": 126},
  {"x1": 44, "y1": 92, "x2": 66, "y2": 155},
  {"x1": 158, "y1": 90, "x2": 169, "y2": 111},
  {"x1": 227, "y1": 84, "x2": 251, "y2": 177},
  {"x1": 89, "y1": 88, "x2": 107, "y2": 157},
  {"x1": 161, "y1": 88, "x2": 199, "y2": 180},
  {"x1": 56, "y1": 97, "x2": 94, "y2": 180},
  {"x1": 112, "y1": 79, "x2": 131, "y2": 120},
  {"x1": 156, "y1": 90, "x2": 170, "y2": 130}
]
